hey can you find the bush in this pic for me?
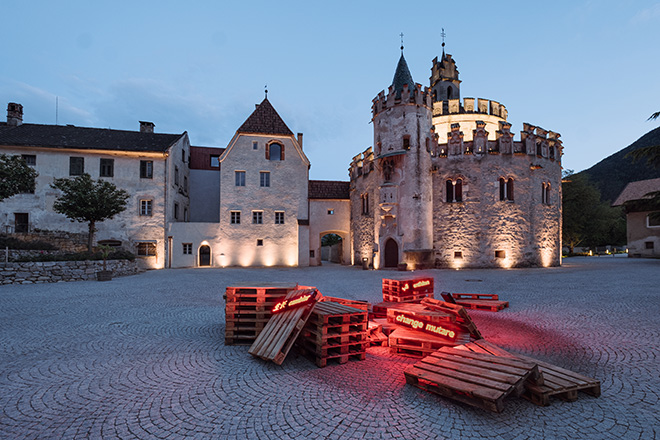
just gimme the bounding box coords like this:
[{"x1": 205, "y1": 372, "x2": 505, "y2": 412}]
[
  {"x1": 14, "y1": 249, "x2": 135, "y2": 263},
  {"x1": 0, "y1": 235, "x2": 58, "y2": 250}
]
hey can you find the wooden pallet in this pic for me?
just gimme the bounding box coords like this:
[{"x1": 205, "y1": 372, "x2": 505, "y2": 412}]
[
  {"x1": 457, "y1": 340, "x2": 601, "y2": 406},
  {"x1": 383, "y1": 292, "x2": 433, "y2": 303},
  {"x1": 248, "y1": 288, "x2": 322, "y2": 365},
  {"x1": 382, "y1": 277, "x2": 434, "y2": 302},
  {"x1": 319, "y1": 296, "x2": 370, "y2": 312},
  {"x1": 421, "y1": 297, "x2": 483, "y2": 340},
  {"x1": 386, "y1": 303, "x2": 455, "y2": 325},
  {"x1": 441, "y1": 292, "x2": 509, "y2": 312},
  {"x1": 404, "y1": 346, "x2": 541, "y2": 412},
  {"x1": 367, "y1": 321, "x2": 388, "y2": 346},
  {"x1": 389, "y1": 328, "x2": 467, "y2": 357}
]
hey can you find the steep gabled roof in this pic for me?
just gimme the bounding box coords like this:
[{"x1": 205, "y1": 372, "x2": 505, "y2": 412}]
[
  {"x1": 0, "y1": 123, "x2": 184, "y2": 153},
  {"x1": 612, "y1": 178, "x2": 660, "y2": 206},
  {"x1": 308, "y1": 180, "x2": 350, "y2": 200},
  {"x1": 237, "y1": 98, "x2": 293, "y2": 136},
  {"x1": 392, "y1": 54, "x2": 415, "y2": 99}
]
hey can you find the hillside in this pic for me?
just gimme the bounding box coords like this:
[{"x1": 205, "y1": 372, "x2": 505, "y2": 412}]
[{"x1": 577, "y1": 126, "x2": 660, "y2": 202}]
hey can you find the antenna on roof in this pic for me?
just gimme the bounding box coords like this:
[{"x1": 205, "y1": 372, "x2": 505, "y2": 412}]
[
  {"x1": 55, "y1": 96, "x2": 59, "y2": 125},
  {"x1": 400, "y1": 32, "x2": 404, "y2": 53}
]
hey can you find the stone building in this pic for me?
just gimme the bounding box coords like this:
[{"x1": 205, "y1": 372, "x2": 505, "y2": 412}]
[
  {"x1": 0, "y1": 103, "x2": 190, "y2": 269},
  {"x1": 612, "y1": 177, "x2": 660, "y2": 258},
  {"x1": 350, "y1": 49, "x2": 563, "y2": 269}
]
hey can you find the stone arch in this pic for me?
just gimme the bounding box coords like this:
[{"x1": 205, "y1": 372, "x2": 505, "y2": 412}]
[{"x1": 317, "y1": 230, "x2": 349, "y2": 266}]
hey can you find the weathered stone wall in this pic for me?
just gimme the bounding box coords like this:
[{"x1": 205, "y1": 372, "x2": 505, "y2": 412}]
[
  {"x1": 8, "y1": 230, "x2": 88, "y2": 252},
  {"x1": 0, "y1": 259, "x2": 143, "y2": 285},
  {"x1": 350, "y1": 148, "x2": 376, "y2": 267}
]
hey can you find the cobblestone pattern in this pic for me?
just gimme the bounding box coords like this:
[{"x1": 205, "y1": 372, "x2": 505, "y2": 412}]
[
  {"x1": 0, "y1": 260, "x2": 142, "y2": 284},
  {"x1": 0, "y1": 257, "x2": 658, "y2": 439}
]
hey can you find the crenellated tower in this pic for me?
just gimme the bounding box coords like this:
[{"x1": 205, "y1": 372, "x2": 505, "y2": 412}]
[{"x1": 362, "y1": 51, "x2": 435, "y2": 269}]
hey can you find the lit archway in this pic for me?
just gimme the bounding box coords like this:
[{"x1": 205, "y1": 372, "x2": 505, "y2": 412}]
[{"x1": 199, "y1": 245, "x2": 211, "y2": 267}]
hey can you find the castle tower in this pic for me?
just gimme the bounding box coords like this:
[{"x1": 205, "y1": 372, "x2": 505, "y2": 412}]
[
  {"x1": 370, "y1": 52, "x2": 435, "y2": 269},
  {"x1": 430, "y1": 50, "x2": 461, "y2": 102}
]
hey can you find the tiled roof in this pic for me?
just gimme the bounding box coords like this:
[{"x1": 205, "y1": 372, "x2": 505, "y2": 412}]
[
  {"x1": 0, "y1": 123, "x2": 184, "y2": 153},
  {"x1": 612, "y1": 178, "x2": 660, "y2": 206},
  {"x1": 309, "y1": 180, "x2": 350, "y2": 200},
  {"x1": 237, "y1": 98, "x2": 293, "y2": 136},
  {"x1": 392, "y1": 54, "x2": 415, "y2": 99}
]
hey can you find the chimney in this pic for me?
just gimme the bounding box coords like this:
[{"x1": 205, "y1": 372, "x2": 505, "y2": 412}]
[
  {"x1": 139, "y1": 121, "x2": 154, "y2": 133},
  {"x1": 7, "y1": 102, "x2": 23, "y2": 126},
  {"x1": 297, "y1": 132, "x2": 303, "y2": 149}
]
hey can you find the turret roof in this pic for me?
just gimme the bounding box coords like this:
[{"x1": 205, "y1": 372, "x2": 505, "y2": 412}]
[
  {"x1": 392, "y1": 54, "x2": 416, "y2": 99},
  {"x1": 237, "y1": 98, "x2": 293, "y2": 136}
]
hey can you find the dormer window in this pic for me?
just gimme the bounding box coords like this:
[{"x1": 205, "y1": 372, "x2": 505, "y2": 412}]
[{"x1": 266, "y1": 142, "x2": 285, "y2": 161}]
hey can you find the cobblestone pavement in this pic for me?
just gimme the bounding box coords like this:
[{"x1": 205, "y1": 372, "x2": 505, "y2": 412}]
[{"x1": 0, "y1": 256, "x2": 658, "y2": 439}]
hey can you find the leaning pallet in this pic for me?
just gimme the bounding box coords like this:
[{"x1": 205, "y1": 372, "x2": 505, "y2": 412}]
[
  {"x1": 404, "y1": 346, "x2": 542, "y2": 413},
  {"x1": 298, "y1": 302, "x2": 369, "y2": 367},
  {"x1": 248, "y1": 288, "x2": 322, "y2": 365},
  {"x1": 441, "y1": 292, "x2": 509, "y2": 312},
  {"x1": 319, "y1": 296, "x2": 370, "y2": 312},
  {"x1": 224, "y1": 283, "x2": 298, "y2": 345},
  {"x1": 457, "y1": 340, "x2": 601, "y2": 406},
  {"x1": 421, "y1": 297, "x2": 483, "y2": 340}
]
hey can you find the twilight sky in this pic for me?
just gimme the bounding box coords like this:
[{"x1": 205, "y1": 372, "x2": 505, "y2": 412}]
[{"x1": 1, "y1": 1, "x2": 658, "y2": 181}]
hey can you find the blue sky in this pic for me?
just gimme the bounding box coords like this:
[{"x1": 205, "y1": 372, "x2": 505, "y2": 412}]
[{"x1": 1, "y1": 1, "x2": 658, "y2": 180}]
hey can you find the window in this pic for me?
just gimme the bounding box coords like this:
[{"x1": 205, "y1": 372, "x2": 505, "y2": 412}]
[
  {"x1": 140, "y1": 160, "x2": 153, "y2": 179},
  {"x1": 183, "y1": 243, "x2": 192, "y2": 255},
  {"x1": 183, "y1": 176, "x2": 188, "y2": 193},
  {"x1": 447, "y1": 85, "x2": 453, "y2": 99},
  {"x1": 230, "y1": 211, "x2": 241, "y2": 224},
  {"x1": 69, "y1": 157, "x2": 84, "y2": 176},
  {"x1": 310, "y1": 250, "x2": 315, "y2": 258},
  {"x1": 21, "y1": 154, "x2": 36, "y2": 166},
  {"x1": 137, "y1": 242, "x2": 157, "y2": 257},
  {"x1": 260, "y1": 171, "x2": 270, "y2": 187},
  {"x1": 14, "y1": 213, "x2": 29, "y2": 233},
  {"x1": 644, "y1": 241, "x2": 654, "y2": 249},
  {"x1": 235, "y1": 171, "x2": 246, "y2": 186},
  {"x1": 183, "y1": 208, "x2": 188, "y2": 222},
  {"x1": 266, "y1": 143, "x2": 284, "y2": 161},
  {"x1": 140, "y1": 200, "x2": 153, "y2": 216},
  {"x1": 257, "y1": 239, "x2": 264, "y2": 246},
  {"x1": 100, "y1": 158, "x2": 114, "y2": 177},
  {"x1": 253, "y1": 141, "x2": 258, "y2": 150},
  {"x1": 362, "y1": 193, "x2": 370, "y2": 215},
  {"x1": 328, "y1": 209, "x2": 334, "y2": 215},
  {"x1": 446, "y1": 179, "x2": 463, "y2": 203},
  {"x1": 252, "y1": 211, "x2": 263, "y2": 224},
  {"x1": 495, "y1": 250, "x2": 506, "y2": 259},
  {"x1": 210, "y1": 155, "x2": 220, "y2": 168},
  {"x1": 647, "y1": 213, "x2": 660, "y2": 227},
  {"x1": 174, "y1": 202, "x2": 179, "y2": 220},
  {"x1": 454, "y1": 251, "x2": 463, "y2": 259},
  {"x1": 182, "y1": 149, "x2": 186, "y2": 163},
  {"x1": 542, "y1": 182, "x2": 551, "y2": 205},
  {"x1": 275, "y1": 211, "x2": 285, "y2": 224},
  {"x1": 403, "y1": 136, "x2": 410, "y2": 150},
  {"x1": 500, "y1": 178, "x2": 514, "y2": 201},
  {"x1": 174, "y1": 166, "x2": 179, "y2": 186}
]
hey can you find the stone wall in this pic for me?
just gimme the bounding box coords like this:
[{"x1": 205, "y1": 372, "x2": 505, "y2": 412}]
[
  {"x1": 0, "y1": 260, "x2": 143, "y2": 284},
  {"x1": 9, "y1": 230, "x2": 89, "y2": 252}
]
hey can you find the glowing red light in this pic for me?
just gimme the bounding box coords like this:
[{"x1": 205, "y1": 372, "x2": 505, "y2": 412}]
[{"x1": 272, "y1": 293, "x2": 313, "y2": 313}]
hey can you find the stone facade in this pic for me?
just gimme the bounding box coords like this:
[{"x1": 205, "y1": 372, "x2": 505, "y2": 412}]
[
  {"x1": 350, "y1": 51, "x2": 563, "y2": 269},
  {"x1": 0, "y1": 259, "x2": 143, "y2": 285}
]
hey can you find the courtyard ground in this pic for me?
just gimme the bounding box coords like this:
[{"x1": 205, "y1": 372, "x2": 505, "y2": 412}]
[{"x1": 0, "y1": 256, "x2": 658, "y2": 439}]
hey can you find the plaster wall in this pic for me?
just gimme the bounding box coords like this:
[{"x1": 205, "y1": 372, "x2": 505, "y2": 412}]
[
  {"x1": 626, "y1": 211, "x2": 660, "y2": 257},
  {"x1": 433, "y1": 113, "x2": 505, "y2": 143},
  {"x1": 189, "y1": 169, "x2": 220, "y2": 222},
  {"x1": 309, "y1": 199, "x2": 350, "y2": 266}
]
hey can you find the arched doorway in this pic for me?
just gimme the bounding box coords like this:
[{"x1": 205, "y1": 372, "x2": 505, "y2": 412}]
[
  {"x1": 320, "y1": 233, "x2": 343, "y2": 264},
  {"x1": 199, "y1": 245, "x2": 211, "y2": 267},
  {"x1": 384, "y1": 238, "x2": 399, "y2": 268}
]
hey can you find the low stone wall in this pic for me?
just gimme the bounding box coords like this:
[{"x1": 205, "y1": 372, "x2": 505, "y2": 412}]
[
  {"x1": 10, "y1": 230, "x2": 89, "y2": 252},
  {"x1": 0, "y1": 260, "x2": 143, "y2": 285}
]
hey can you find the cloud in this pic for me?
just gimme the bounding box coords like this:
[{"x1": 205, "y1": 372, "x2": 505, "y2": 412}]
[{"x1": 630, "y1": 4, "x2": 660, "y2": 23}]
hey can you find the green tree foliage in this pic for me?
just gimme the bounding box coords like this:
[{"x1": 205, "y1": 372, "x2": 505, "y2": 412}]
[
  {"x1": 626, "y1": 111, "x2": 660, "y2": 221},
  {"x1": 562, "y1": 173, "x2": 625, "y2": 253},
  {"x1": 50, "y1": 174, "x2": 129, "y2": 252},
  {"x1": 321, "y1": 233, "x2": 342, "y2": 246},
  {"x1": 0, "y1": 154, "x2": 38, "y2": 201}
]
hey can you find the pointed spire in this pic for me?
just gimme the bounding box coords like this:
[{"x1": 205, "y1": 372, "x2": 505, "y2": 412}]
[
  {"x1": 392, "y1": 53, "x2": 415, "y2": 100},
  {"x1": 237, "y1": 97, "x2": 293, "y2": 136}
]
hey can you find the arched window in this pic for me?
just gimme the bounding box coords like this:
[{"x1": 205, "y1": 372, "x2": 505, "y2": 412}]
[
  {"x1": 266, "y1": 142, "x2": 284, "y2": 161},
  {"x1": 446, "y1": 180, "x2": 453, "y2": 203},
  {"x1": 446, "y1": 178, "x2": 463, "y2": 203},
  {"x1": 500, "y1": 177, "x2": 514, "y2": 201},
  {"x1": 447, "y1": 85, "x2": 453, "y2": 100},
  {"x1": 542, "y1": 182, "x2": 551, "y2": 205}
]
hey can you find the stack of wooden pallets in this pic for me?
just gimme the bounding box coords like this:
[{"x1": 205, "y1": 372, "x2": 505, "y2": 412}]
[
  {"x1": 382, "y1": 277, "x2": 434, "y2": 303},
  {"x1": 224, "y1": 283, "x2": 297, "y2": 345},
  {"x1": 298, "y1": 302, "x2": 369, "y2": 367}
]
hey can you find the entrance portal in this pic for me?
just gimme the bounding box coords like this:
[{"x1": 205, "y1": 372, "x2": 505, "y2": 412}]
[
  {"x1": 199, "y1": 245, "x2": 211, "y2": 267},
  {"x1": 384, "y1": 238, "x2": 399, "y2": 268}
]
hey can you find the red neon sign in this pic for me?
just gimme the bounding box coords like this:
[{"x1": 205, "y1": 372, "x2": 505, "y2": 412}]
[
  {"x1": 272, "y1": 292, "x2": 314, "y2": 314},
  {"x1": 394, "y1": 313, "x2": 456, "y2": 340},
  {"x1": 400, "y1": 278, "x2": 432, "y2": 293}
]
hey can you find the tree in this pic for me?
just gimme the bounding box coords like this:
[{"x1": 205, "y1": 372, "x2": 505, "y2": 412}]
[
  {"x1": 627, "y1": 111, "x2": 660, "y2": 221},
  {"x1": 0, "y1": 154, "x2": 38, "y2": 202},
  {"x1": 628, "y1": 111, "x2": 660, "y2": 168},
  {"x1": 50, "y1": 174, "x2": 129, "y2": 252}
]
